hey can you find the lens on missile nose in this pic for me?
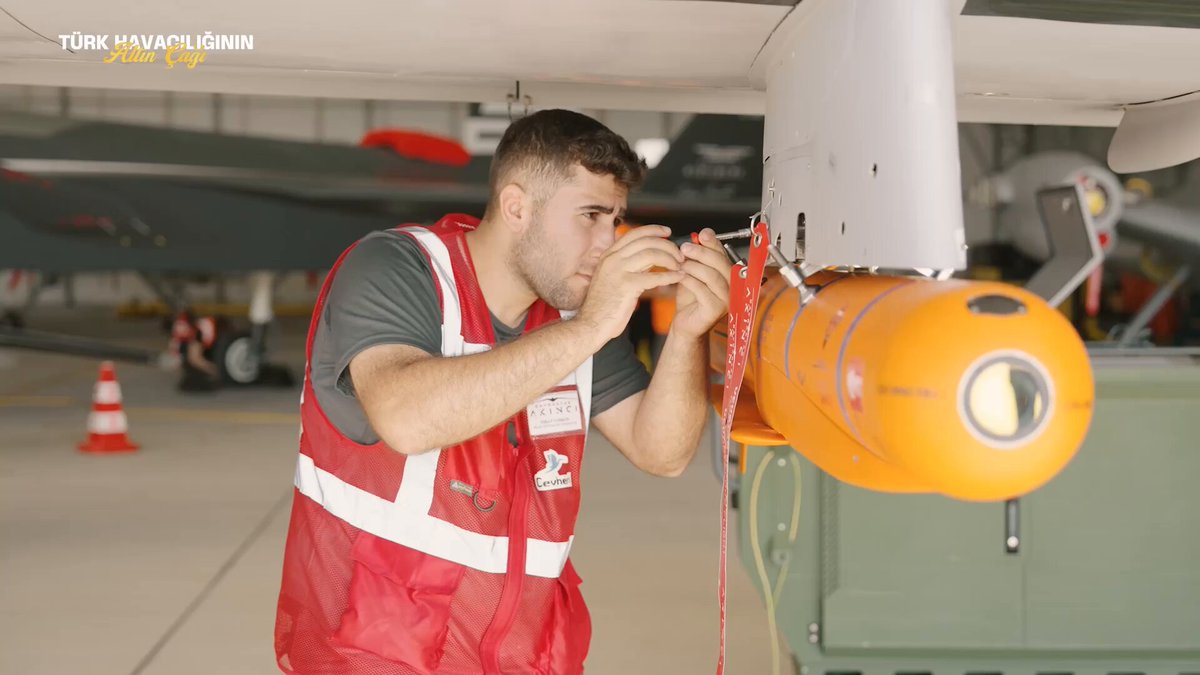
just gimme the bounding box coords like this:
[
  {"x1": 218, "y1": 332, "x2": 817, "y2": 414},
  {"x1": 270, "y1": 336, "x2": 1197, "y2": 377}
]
[{"x1": 959, "y1": 352, "x2": 1052, "y2": 449}]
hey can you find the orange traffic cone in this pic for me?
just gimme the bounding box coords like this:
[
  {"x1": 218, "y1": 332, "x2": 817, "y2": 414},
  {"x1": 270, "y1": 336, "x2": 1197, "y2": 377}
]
[{"x1": 79, "y1": 361, "x2": 139, "y2": 454}]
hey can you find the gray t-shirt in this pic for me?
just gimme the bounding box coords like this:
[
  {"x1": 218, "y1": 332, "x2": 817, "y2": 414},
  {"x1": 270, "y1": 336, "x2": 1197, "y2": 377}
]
[{"x1": 311, "y1": 229, "x2": 651, "y2": 444}]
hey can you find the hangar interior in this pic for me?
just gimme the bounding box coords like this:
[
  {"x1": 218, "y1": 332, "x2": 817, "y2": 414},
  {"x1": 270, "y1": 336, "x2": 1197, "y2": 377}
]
[{"x1": 3, "y1": 7, "x2": 1200, "y2": 672}]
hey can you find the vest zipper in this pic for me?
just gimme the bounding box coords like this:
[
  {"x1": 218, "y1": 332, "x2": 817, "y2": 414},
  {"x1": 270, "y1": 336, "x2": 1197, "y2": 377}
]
[
  {"x1": 479, "y1": 419, "x2": 531, "y2": 674},
  {"x1": 507, "y1": 419, "x2": 519, "y2": 457}
]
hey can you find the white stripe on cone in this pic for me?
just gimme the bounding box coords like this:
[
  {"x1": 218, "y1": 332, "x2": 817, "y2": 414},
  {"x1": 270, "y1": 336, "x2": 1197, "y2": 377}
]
[
  {"x1": 94, "y1": 381, "x2": 122, "y2": 405},
  {"x1": 87, "y1": 410, "x2": 129, "y2": 435}
]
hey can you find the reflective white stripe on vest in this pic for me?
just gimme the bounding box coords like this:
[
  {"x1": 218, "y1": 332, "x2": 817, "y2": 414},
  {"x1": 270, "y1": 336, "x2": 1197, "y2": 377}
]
[
  {"x1": 575, "y1": 352, "x2": 593, "y2": 425},
  {"x1": 550, "y1": 311, "x2": 592, "y2": 422},
  {"x1": 197, "y1": 317, "x2": 216, "y2": 348},
  {"x1": 294, "y1": 452, "x2": 573, "y2": 578},
  {"x1": 399, "y1": 226, "x2": 463, "y2": 354}
]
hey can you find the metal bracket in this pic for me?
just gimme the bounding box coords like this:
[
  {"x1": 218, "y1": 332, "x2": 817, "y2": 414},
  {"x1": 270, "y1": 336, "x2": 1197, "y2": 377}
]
[
  {"x1": 506, "y1": 81, "x2": 532, "y2": 121},
  {"x1": 711, "y1": 224, "x2": 754, "y2": 267},
  {"x1": 696, "y1": 212, "x2": 815, "y2": 302}
]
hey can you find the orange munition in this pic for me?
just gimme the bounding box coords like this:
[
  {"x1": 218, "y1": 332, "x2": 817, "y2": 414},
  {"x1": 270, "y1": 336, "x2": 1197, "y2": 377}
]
[{"x1": 711, "y1": 271, "x2": 1094, "y2": 501}]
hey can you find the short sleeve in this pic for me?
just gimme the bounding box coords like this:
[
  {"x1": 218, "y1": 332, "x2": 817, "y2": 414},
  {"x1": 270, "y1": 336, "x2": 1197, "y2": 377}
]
[
  {"x1": 589, "y1": 329, "x2": 651, "y2": 417},
  {"x1": 309, "y1": 230, "x2": 443, "y2": 443}
]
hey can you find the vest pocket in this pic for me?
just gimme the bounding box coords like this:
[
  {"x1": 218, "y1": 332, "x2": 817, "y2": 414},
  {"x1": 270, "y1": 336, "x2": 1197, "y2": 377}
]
[
  {"x1": 537, "y1": 560, "x2": 591, "y2": 674},
  {"x1": 333, "y1": 533, "x2": 466, "y2": 673}
]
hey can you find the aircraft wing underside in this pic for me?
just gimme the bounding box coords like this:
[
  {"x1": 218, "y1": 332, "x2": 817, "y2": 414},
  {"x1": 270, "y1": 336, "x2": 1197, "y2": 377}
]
[{"x1": 0, "y1": 0, "x2": 1197, "y2": 125}]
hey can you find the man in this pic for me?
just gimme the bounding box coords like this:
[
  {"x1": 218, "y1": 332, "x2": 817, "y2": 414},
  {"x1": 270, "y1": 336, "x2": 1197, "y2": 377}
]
[
  {"x1": 275, "y1": 109, "x2": 732, "y2": 674},
  {"x1": 169, "y1": 308, "x2": 221, "y2": 392}
]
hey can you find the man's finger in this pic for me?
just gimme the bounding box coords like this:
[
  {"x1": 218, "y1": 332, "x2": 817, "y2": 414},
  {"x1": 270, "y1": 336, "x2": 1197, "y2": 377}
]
[
  {"x1": 632, "y1": 270, "x2": 685, "y2": 293},
  {"x1": 676, "y1": 274, "x2": 725, "y2": 315},
  {"x1": 607, "y1": 224, "x2": 673, "y2": 256},
  {"x1": 681, "y1": 240, "x2": 733, "y2": 273},
  {"x1": 624, "y1": 249, "x2": 684, "y2": 274},
  {"x1": 698, "y1": 228, "x2": 728, "y2": 251},
  {"x1": 675, "y1": 279, "x2": 696, "y2": 306},
  {"x1": 675, "y1": 228, "x2": 723, "y2": 248},
  {"x1": 677, "y1": 273, "x2": 719, "y2": 304},
  {"x1": 617, "y1": 235, "x2": 684, "y2": 264},
  {"x1": 682, "y1": 260, "x2": 731, "y2": 304}
]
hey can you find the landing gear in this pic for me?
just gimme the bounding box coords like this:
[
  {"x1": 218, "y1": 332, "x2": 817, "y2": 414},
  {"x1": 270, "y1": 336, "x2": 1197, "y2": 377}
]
[
  {"x1": 173, "y1": 271, "x2": 296, "y2": 393},
  {"x1": 214, "y1": 329, "x2": 260, "y2": 385},
  {"x1": 241, "y1": 271, "x2": 296, "y2": 388},
  {"x1": 208, "y1": 328, "x2": 295, "y2": 388}
]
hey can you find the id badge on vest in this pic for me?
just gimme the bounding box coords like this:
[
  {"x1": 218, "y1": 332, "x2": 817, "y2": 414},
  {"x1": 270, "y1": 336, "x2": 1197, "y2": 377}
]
[{"x1": 526, "y1": 386, "x2": 584, "y2": 438}]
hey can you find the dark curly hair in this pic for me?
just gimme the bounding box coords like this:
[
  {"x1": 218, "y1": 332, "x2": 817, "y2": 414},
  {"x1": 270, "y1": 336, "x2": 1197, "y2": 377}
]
[{"x1": 487, "y1": 109, "x2": 648, "y2": 211}]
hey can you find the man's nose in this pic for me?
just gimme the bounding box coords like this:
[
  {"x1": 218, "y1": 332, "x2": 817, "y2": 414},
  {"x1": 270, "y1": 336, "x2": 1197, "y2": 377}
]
[{"x1": 597, "y1": 221, "x2": 618, "y2": 250}]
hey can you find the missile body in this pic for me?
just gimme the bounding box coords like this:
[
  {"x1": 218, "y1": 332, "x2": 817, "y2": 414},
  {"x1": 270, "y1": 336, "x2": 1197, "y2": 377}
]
[{"x1": 712, "y1": 271, "x2": 1094, "y2": 501}]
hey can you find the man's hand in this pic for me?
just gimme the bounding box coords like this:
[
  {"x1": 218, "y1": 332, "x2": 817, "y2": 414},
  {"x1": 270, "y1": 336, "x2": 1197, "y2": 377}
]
[
  {"x1": 579, "y1": 225, "x2": 685, "y2": 346},
  {"x1": 672, "y1": 228, "x2": 733, "y2": 340},
  {"x1": 186, "y1": 341, "x2": 219, "y2": 378},
  {"x1": 593, "y1": 227, "x2": 729, "y2": 478}
]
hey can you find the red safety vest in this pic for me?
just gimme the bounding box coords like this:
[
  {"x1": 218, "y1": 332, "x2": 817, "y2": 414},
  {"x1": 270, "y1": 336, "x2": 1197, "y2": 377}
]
[
  {"x1": 170, "y1": 313, "x2": 217, "y2": 357},
  {"x1": 275, "y1": 214, "x2": 594, "y2": 675}
]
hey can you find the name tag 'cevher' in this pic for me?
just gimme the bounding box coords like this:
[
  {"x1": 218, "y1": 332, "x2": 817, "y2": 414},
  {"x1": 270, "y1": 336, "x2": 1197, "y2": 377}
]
[{"x1": 526, "y1": 387, "x2": 584, "y2": 438}]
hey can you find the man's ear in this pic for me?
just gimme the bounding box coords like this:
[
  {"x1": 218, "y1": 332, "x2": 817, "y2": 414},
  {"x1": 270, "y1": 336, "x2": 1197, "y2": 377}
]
[{"x1": 497, "y1": 182, "x2": 533, "y2": 234}]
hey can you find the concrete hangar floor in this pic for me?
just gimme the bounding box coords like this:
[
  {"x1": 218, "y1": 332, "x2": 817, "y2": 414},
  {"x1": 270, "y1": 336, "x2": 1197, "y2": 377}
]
[{"x1": 0, "y1": 308, "x2": 775, "y2": 674}]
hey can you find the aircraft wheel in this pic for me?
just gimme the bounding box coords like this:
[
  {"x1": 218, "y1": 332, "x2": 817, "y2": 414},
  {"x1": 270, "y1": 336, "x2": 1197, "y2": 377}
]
[{"x1": 214, "y1": 331, "x2": 261, "y2": 385}]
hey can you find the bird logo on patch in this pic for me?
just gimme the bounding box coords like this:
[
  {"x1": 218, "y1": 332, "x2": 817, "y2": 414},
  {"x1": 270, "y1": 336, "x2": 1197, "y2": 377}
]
[{"x1": 534, "y1": 450, "x2": 573, "y2": 492}]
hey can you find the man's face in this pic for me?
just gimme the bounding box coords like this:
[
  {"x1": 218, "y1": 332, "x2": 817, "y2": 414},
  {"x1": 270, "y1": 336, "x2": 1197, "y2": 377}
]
[{"x1": 511, "y1": 164, "x2": 627, "y2": 311}]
